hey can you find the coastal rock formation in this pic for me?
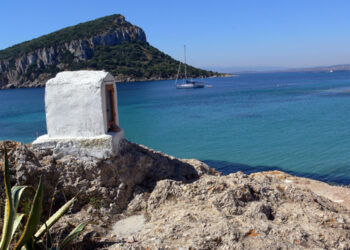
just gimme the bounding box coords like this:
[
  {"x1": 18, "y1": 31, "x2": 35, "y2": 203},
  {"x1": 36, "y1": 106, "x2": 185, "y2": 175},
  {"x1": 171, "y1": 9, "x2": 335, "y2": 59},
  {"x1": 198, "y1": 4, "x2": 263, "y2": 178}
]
[
  {"x1": 0, "y1": 140, "x2": 210, "y2": 214},
  {"x1": 110, "y1": 171, "x2": 350, "y2": 249},
  {"x1": 1, "y1": 140, "x2": 350, "y2": 249},
  {"x1": 0, "y1": 15, "x2": 145, "y2": 89},
  {"x1": 0, "y1": 14, "x2": 216, "y2": 89}
]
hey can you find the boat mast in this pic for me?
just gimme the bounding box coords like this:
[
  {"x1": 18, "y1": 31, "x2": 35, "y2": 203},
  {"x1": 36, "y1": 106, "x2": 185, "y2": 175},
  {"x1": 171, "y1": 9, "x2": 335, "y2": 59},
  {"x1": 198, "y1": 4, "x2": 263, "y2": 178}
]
[
  {"x1": 184, "y1": 45, "x2": 187, "y2": 80},
  {"x1": 175, "y1": 61, "x2": 181, "y2": 86}
]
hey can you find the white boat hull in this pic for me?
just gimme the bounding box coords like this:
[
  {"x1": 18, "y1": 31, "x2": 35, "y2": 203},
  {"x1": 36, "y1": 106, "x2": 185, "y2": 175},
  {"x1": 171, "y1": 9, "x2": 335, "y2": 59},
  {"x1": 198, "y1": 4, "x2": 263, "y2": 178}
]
[
  {"x1": 174, "y1": 45, "x2": 205, "y2": 89},
  {"x1": 175, "y1": 83, "x2": 205, "y2": 89}
]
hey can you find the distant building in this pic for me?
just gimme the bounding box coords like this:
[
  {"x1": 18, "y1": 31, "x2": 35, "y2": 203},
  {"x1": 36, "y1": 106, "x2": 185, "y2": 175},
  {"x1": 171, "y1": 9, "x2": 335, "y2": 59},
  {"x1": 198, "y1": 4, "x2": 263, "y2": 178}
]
[{"x1": 33, "y1": 70, "x2": 124, "y2": 158}]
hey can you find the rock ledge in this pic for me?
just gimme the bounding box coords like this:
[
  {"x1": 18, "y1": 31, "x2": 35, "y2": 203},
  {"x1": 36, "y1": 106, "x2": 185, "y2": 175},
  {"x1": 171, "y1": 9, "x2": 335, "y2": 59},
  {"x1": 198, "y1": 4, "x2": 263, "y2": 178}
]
[{"x1": 0, "y1": 140, "x2": 349, "y2": 249}]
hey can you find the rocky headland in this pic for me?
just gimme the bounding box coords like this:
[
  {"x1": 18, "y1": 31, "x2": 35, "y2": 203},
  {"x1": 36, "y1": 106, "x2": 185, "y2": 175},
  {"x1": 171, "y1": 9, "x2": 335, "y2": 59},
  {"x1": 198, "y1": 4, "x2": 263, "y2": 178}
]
[
  {"x1": 1, "y1": 140, "x2": 350, "y2": 249},
  {"x1": 0, "y1": 14, "x2": 219, "y2": 89}
]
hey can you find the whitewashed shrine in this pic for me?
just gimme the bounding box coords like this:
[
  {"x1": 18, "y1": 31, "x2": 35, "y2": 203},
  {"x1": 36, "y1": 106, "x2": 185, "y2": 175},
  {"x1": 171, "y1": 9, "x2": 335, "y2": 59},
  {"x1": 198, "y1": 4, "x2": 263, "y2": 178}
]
[{"x1": 32, "y1": 70, "x2": 124, "y2": 158}]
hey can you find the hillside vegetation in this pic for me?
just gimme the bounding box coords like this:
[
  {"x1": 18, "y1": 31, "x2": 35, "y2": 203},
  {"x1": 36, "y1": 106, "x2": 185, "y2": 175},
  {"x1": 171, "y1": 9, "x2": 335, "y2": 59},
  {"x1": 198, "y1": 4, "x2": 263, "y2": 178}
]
[
  {"x1": 0, "y1": 14, "x2": 127, "y2": 60},
  {"x1": 72, "y1": 41, "x2": 213, "y2": 79},
  {"x1": 0, "y1": 14, "x2": 217, "y2": 88}
]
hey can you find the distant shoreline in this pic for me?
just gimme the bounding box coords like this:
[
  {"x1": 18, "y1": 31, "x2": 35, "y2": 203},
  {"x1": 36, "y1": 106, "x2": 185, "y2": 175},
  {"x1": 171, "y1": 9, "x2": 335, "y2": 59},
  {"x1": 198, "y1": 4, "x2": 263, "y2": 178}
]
[
  {"x1": 0, "y1": 73, "x2": 236, "y2": 90},
  {"x1": 232, "y1": 67, "x2": 350, "y2": 75}
]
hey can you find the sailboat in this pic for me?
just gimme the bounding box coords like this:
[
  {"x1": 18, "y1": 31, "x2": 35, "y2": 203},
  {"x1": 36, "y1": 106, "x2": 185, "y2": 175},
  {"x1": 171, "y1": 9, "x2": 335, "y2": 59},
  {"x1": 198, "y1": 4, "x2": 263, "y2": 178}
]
[{"x1": 175, "y1": 45, "x2": 204, "y2": 89}]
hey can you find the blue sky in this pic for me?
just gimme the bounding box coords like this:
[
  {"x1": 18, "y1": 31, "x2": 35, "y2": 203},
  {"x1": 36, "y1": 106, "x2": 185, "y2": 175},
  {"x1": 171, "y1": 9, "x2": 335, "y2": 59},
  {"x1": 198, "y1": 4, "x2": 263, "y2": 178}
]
[{"x1": 1, "y1": 0, "x2": 350, "y2": 71}]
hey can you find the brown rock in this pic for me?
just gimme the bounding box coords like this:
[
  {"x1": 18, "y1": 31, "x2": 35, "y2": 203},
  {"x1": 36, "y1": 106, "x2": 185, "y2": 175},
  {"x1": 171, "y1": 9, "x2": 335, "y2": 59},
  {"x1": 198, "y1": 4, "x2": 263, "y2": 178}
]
[{"x1": 1, "y1": 140, "x2": 350, "y2": 249}]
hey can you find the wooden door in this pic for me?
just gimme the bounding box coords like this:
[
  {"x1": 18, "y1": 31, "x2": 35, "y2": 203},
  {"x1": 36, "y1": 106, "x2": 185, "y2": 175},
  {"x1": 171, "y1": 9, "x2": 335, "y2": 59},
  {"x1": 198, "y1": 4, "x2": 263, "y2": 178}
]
[{"x1": 105, "y1": 84, "x2": 120, "y2": 132}]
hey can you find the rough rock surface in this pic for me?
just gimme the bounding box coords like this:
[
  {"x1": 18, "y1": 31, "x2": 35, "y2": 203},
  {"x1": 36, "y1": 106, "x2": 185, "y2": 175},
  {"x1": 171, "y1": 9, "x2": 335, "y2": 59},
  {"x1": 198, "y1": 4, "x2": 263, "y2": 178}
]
[
  {"x1": 0, "y1": 139, "x2": 215, "y2": 247},
  {"x1": 109, "y1": 171, "x2": 350, "y2": 249},
  {"x1": 0, "y1": 140, "x2": 209, "y2": 212},
  {"x1": 1, "y1": 140, "x2": 350, "y2": 249}
]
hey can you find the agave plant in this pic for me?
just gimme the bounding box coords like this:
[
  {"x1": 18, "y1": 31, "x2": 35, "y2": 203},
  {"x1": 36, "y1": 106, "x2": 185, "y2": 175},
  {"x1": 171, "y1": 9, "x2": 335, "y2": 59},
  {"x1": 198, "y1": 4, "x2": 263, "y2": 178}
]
[{"x1": 0, "y1": 147, "x2": 87, "y2": 250}]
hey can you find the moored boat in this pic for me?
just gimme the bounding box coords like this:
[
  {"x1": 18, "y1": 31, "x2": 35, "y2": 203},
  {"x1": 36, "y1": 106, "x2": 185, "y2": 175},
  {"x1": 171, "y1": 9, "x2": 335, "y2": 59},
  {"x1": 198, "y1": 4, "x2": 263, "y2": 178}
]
[
  {"x1": 175, "y1": 80, "x2": 204, "y2": 89},
  {"x1": 175, "y1": 45, "x2": 204, "y2": 89}
]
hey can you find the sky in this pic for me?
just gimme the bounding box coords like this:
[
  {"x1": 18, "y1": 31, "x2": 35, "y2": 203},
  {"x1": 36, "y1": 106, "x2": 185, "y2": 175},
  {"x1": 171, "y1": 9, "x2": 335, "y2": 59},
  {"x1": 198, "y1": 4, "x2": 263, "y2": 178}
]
[{"x1": 1, "y1": 0, "x2": 350, "y2": 71}]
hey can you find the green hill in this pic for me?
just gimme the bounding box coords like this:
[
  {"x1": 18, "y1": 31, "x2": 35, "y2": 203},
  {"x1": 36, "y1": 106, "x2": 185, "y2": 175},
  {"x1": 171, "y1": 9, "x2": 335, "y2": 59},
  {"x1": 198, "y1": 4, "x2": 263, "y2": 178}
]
[
  {"x1": 0, "y1": 14, "x2": 128, "y2": 60},
  {"x1": 0, "y1": 14, "x2": 217, "y2": 89}
]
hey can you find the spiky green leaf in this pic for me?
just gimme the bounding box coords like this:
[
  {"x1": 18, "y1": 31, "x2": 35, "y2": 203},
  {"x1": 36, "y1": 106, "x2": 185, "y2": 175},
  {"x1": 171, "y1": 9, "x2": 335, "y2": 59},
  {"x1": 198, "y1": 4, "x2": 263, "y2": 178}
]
[
  {"x1": 14, "y1": 177, "x2": 43, "y2": 250},
  {"x1": 11, "y1": 185, "x2": 35, "y2": 212},
  {"x1": 24, "y1": 236, "x2": 35, "y2": 250},
  {"x1": 0, "y1": 147, "x2": 16, "y2": 250},
  {"x1": 36, "y1": 222, "x2": 53, "y2": 249},
  {"x1": 10, "y1": 213, "x2": 25, "y2": 242},
  {"x1": 59, "y1": 222, "x2": 88, "y2": 250},
  {"x1": 35, "y1": 196, "x2": 76, "y2": 239},
  {"x1": 45, "y1": 222, "x2": 53, "y2": 249},
  {"x1": 9, "y1": 183, "x2": 35, "y2": 245}
]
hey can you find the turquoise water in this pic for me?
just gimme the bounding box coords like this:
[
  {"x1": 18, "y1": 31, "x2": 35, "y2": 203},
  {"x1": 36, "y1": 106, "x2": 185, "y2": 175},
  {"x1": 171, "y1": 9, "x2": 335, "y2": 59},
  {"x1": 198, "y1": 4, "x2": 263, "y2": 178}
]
[{"x1": 1, "y1": 72, "x2": 350, "y2": 184}]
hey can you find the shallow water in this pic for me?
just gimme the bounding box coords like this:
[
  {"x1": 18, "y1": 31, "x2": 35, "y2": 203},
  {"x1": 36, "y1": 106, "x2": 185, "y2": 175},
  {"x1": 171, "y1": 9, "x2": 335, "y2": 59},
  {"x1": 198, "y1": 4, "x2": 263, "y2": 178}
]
[{"x1": 1, "y1": 71, "x2": 350, "y2": 184}]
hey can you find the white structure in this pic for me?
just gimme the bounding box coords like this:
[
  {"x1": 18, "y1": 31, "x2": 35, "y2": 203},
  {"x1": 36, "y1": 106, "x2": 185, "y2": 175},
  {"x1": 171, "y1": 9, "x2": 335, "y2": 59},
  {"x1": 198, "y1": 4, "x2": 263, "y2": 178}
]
[{"x1": 33, "y1": 70, "x2": 124, "y2": 159}]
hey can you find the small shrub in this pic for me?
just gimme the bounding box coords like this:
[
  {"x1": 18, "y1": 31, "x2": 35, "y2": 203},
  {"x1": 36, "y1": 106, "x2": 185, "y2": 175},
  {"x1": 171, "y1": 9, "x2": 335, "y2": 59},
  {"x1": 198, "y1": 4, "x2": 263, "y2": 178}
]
[{"x1": 0, "y1": 147, "x2": 87, "y2": 250}]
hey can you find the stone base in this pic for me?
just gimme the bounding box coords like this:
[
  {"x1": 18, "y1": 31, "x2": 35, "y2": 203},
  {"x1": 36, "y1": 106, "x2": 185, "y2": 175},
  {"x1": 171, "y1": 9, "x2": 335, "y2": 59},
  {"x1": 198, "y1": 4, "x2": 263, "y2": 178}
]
[{"x1": 32, "y1": 130, "x2": 124, "y2": 159}]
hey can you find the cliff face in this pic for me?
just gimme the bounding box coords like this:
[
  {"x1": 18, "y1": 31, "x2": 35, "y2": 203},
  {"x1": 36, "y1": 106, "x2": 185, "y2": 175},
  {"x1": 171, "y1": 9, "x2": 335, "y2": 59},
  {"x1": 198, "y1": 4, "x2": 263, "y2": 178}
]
[{"x1": 0, "y1": 15, "x2": 147, "y2": 89}]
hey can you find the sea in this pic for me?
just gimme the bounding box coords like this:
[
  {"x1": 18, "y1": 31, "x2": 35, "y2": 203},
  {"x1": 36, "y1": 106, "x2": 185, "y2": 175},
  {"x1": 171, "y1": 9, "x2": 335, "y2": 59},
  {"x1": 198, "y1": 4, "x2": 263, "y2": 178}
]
[{"x1": 1, "y1": 71, "x2": 350, "y2": 185}]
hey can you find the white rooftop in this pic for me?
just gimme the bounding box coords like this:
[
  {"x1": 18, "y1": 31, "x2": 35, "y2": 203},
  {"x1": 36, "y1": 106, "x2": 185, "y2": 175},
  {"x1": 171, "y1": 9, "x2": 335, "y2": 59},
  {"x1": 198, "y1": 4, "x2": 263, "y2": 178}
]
[{"x1": 47, "y1": 70, "x2": 115, "y2": 87}]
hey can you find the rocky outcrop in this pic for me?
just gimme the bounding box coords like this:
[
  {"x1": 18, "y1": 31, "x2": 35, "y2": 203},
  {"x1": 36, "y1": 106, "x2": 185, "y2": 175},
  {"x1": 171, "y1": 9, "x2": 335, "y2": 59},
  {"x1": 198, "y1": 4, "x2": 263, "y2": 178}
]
[
  {"x1": 0, "y1": 14, "x2": 218, "y2": 89},
  {"x1": 0, "y1": 140, "x2": 210, "y2": 213},
  {"x1": 1, "y1": 140, "x2": 350, "y2": 249},
  {"x1": 0, "y1": 15, "x2": 146, "y2": 89},
  {"x1": 111, "y1": 171, "x2": 350, "y2": 249}
]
